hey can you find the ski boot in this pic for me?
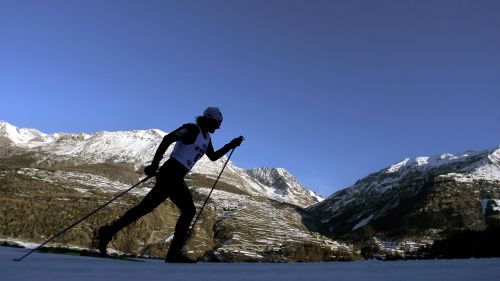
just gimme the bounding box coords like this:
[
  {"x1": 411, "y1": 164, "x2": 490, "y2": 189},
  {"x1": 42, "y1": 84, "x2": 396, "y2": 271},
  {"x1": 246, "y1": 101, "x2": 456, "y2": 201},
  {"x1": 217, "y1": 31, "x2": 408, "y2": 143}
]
[
  {"x1": 165, "y1": 252, "x2": 197, "y2": 263},
  {"x1": 93, "y1": 225, "x2": 113, "y2": 256}
]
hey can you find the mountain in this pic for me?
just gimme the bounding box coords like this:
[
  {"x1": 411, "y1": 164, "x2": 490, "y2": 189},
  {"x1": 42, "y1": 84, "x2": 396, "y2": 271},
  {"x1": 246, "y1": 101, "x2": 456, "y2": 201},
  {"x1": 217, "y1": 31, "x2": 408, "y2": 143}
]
[
  {"x1": 3, "y1": 120, "x2": 499, "y2": 260},
  {"x1": 247, "y1": 167, "x2": 324, "y2": 207},
  {"x1": 306, "y1": 146, "x2": 500, "y2": 258},
  {"x1": 0, "y1": 121, "x2": 340, "y2": 262},
  {"x1": 0, "y1": 121, "x2": 54, "y2": 146},
  {"x1": 0, "y1": 121, "x2": 323, "y2": 207}
]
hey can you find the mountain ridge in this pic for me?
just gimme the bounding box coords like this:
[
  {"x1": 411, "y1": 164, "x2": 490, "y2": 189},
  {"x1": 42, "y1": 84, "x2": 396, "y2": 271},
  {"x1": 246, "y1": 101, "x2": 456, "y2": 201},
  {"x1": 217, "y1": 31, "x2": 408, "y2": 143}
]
[
  {"x1": 306, "y1": 145, "x2": 500, "y2": 258},
  {"x1": 0, "y1": 120, "x2": 323, "y2": 207}
]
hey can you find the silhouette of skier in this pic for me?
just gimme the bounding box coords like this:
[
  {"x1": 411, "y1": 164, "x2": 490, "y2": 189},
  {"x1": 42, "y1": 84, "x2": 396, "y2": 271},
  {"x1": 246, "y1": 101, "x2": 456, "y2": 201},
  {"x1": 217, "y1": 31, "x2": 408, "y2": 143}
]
[{"x1": 96, "y1": 107, "x2": 244, "y2": 263}]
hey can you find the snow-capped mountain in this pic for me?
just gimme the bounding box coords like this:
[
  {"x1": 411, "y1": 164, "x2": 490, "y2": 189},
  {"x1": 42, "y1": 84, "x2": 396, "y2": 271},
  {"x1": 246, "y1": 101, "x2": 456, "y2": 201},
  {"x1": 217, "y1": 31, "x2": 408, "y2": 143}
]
[
  {"x1": 307, "y1": 146, "x2": 500, "y2": 258},
  {"x1": 0, "y1": 120, "x2": 320, "y2": 207},
  {"x1": 247, "y1": 167, "x2": 323, "y2": 206},
  {"x1": 0, "y1": 121, "x2": 55, "y2": 145},
  {"x1": 311, "y1": 146, "x2": 500, "y2": 216},
  {"x1": 381, "y1": 148, "x2": 500, "y2": 188},
  {"x1": 0, "y1": 120, "x2": 166, "y2": 167}
]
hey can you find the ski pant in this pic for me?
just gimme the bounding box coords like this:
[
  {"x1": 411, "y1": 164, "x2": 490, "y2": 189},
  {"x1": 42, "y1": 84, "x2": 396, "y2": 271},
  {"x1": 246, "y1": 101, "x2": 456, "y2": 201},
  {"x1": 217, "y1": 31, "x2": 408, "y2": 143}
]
[{"x1": 107, "y1": 159, "x2": 196, "y2": 256}]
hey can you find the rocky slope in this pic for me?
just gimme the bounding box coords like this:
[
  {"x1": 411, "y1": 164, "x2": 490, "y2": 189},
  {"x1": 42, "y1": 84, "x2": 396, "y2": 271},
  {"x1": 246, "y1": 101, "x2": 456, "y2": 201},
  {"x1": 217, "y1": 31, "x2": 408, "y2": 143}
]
[{"x1": 306, "y1": 146, "x2": 500, "y2": 258}]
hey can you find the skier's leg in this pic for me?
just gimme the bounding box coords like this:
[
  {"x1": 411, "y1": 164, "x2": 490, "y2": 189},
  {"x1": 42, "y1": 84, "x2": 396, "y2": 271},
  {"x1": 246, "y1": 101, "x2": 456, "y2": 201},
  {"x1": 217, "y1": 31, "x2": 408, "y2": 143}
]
[
  {"x1": 165, "y1": 180, "x2": 196, "y2": 260},
  {"x1": 97, "y1": 180, "x2": 170, "y2": 254}
]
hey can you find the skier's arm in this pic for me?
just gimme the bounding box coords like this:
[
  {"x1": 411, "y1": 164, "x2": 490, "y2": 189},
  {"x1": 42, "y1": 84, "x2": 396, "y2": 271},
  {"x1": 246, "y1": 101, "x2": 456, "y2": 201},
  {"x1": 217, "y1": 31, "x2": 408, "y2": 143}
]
[
  {"x1": 205, "y1": 136, "x2": 244, "y2": 161},
  {"x1": 151, "y1": 134, "x2": 177, "y2": 166},
  {"x1": 144, "y1": 125, "x2": 191, "y2": 175}
]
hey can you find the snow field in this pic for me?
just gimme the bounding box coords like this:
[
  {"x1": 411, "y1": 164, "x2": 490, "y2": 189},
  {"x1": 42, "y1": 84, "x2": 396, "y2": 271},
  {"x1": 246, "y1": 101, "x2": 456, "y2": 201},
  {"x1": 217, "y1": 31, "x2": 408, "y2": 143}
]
[{"x1": 2, "y1": 246, "x2": 500, "y2": 281}]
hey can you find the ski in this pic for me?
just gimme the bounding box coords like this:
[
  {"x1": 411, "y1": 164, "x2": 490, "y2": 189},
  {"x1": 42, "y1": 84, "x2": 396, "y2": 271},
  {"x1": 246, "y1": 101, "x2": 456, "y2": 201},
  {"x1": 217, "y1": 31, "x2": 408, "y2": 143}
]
[{"x1": 38, "y1": 248, "x2": 145, "y2": 262}]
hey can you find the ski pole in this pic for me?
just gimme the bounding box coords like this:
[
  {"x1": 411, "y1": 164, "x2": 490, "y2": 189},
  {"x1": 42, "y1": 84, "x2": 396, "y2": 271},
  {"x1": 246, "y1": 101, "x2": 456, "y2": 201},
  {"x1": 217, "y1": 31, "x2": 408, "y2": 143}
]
[
  {"x1": 13, "y1": 175, "x2": 155, "y2": 262},
  {"x1": 186, "y1": 148, "x2": 235, "y2": 240}
]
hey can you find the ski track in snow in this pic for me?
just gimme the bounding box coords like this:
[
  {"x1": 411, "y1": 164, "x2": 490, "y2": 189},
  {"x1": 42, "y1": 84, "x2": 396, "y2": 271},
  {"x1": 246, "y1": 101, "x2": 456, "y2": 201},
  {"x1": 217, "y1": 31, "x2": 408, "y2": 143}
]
[{"x1": 2, "y1": 246, "x2": 500, "y2": 281}]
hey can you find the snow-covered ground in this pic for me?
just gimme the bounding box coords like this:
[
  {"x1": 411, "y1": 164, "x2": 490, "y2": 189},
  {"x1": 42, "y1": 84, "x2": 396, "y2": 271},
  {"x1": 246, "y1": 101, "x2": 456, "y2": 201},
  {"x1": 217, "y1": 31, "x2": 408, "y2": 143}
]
[{"x1": 2, "y1": 246, "x2": 499, "y2": 281}]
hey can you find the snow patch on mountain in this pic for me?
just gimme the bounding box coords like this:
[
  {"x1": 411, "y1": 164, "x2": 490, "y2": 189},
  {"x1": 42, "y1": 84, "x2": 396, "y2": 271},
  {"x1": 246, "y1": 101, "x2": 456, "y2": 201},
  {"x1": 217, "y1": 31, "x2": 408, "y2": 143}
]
[
  {"x1": 0, "y1": 121, "x2": 55, "y2": 145},
  {"x1": 352, "y1": 214, "x2": 375, "y2": 230},
  {"x1": 435, "y1": 148, "x2": 500, "y2": 183},
  {"x1": 386, "y1": 151, "x2": 487, "y2": 175},
  {"x1": 493, "y1": 200, "x2": 500, "y2": 211}
]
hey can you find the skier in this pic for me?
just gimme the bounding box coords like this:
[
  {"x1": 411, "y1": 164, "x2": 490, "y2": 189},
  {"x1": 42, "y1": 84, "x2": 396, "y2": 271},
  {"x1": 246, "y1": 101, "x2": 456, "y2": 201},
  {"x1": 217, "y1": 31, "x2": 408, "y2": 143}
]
[{"x1": 95, "y1": 107, "x2": 244, "y2": 263}]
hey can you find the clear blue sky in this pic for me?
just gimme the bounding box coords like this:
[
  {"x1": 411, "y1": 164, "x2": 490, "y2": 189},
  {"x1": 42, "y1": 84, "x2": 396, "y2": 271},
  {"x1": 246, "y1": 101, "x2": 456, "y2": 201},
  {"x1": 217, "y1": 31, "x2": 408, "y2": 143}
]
[{"x1": 1, "y1": 0, "x2": 499, "y2": 196}]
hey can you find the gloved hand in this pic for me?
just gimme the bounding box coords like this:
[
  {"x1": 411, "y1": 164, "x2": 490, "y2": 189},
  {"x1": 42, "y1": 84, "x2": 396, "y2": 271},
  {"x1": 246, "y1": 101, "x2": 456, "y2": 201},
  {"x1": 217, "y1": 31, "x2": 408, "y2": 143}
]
[
  {"x1": 228, "y1": 136, "x2": 245, "y2": 149},
  {"x1": 144, "y1": 163, "x2": 159, "y2": 176}
]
